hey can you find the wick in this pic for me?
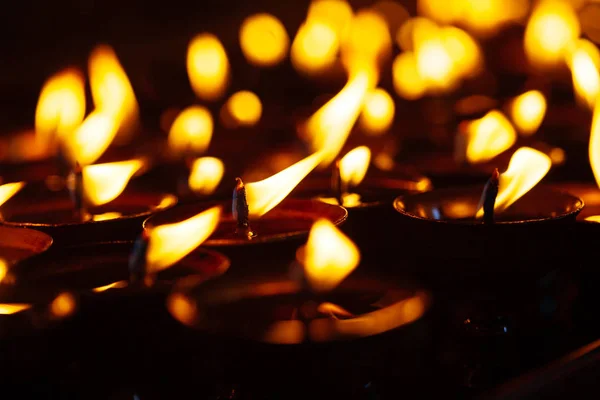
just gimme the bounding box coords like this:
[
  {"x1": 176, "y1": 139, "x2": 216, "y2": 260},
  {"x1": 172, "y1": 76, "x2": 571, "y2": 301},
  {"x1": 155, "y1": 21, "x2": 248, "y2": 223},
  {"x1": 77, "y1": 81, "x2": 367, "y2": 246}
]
[
  {"x1": 331, "y1": 159, "x2": 344, "y2": 206},
  {"x1": 480, "y1": 168, "x2": 500, "y2": 224},
  {"x1": 128, "y1": 229, "x2": 153, "y2": 286},
  {"x1": 232, "y1": 177, "x2": 256, "y2": 239},
  {"x1": 68, "y1": 162, "x2": 88, "y2": 221}
]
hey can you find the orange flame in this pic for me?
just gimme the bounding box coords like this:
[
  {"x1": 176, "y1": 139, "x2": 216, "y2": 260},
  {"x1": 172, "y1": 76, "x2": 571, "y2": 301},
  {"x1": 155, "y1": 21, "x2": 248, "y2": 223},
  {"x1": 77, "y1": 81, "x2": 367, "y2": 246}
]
[
  {"x1": 392, "y1": 52, "x2": 427, "y2": 100},
  {"x1": 0, "y1": 182, "x2": 25, "y2": 207},
  {"x1": 82, "y1": 159, "x2": 144, "y2": 206},
  {"x1": 465, "y1": 110, "x2": 517, "y2": 164},
  {"x1": 50, "y1": 292, "x2": 77, "y2": 318},
  {"x1": 339, "y1": 146, "x2": 371, "y2": 189},
  {"x1": 187, "y1": 33, "x2": 230, "y2": 101},
  {"x1": 92, "y1": 280, "x2": 128, "y2": 293},
  {"x1": 145, "y1": 206, "x2": 221, "y2": 273},
  {"x1": 589, "y1": 99, "x2": 600, "y2": 188},
  {"x1": 0, "y1": 304, "x2": 32, "y2": 315},
  {"x1": 0, "y1": 258, "x2": 7, "y2": 283},
  {"x1": 567, "y1": 39, "x2": 600, "y2": 110},
  {"x1": 63, "y1": 110, "x2": 119, "y2": 166},
  {"x1": 168, "y1": 106, "x2": 213, "y2": 155},
  {"x1": 188, "y1": 157, "x2": 224, "y2": 195},
  {"x1": 359, "y1": 88, "x2": 395, "y2": 135},
  {"x1": 224, "y1": 91, "x2": 263, "y2": 127},
  {"x1": 240, "y1": 13, "x2": 289, "y2": 67},
  {"x1": 510, "y1": 90, "x2": 547, "y2": 136}
]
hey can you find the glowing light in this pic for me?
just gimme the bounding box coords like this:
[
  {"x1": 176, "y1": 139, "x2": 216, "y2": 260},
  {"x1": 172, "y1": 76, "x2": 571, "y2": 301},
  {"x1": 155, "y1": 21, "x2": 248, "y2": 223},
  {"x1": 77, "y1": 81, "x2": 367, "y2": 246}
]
[
  {"x1": 187, "y1": 33, "x2": 230, "y2": 101},
  {"x1": 589, "y1": 99, "x2": 600, "y2": 187},
  {"x1": 339, "y1": 146, "x2": 371, "y2": 189},
  {"x1": 0, "y1": 182, "x2": 25, "y2": 207},
  {"x1": 82, "y1": 159, "x2": 144, "y2": 206},
  {"x1": 92, "y1": 280, "x2": 128, "y2": 293},
  {"x1": 510, "y1": 90, "x2": 547, "y2": 136},
  {"x1": 239, "y1": 13, "x2": 289, "y2": 67},
  {"x1": 0, "y1": 259, "x2": 7, "y2": 283},
  {"x1": 307, "y1": 0, "x2": 353, "y2": 38},
  {"x1": 567, "y1": 39, "x2": 600, "y2": 110},
  {"x1": 167, "y1": 293, "x2": 198, "y2": 326},
  {"x1": 63, "y1": 110, "x2": 119, "y2": 166},
  {"x1": 392, "y1": 52, "x2": 426, "y2": 100},
  {"x1": 465, "y1": 110, "x2": 517, "y2": 164},
  {"x1": 359, "y1": 88, "x2": 395, "y2": 135},
  {"x1": 50, "y1": 292, "x2": 77, "y2": 318},
  {"x1": 245, "y1": 152, "x2": 324, "y2": 218},
  {"x1": 225, "y1": 91, "x2": 262, "y2": 127},
  {"x1": 188, "y1": 157, "x2": 224, "y2": 195},
  {"x1": 585, "y1": 215, "x2": 600, "y2": 223},
  {"x1": 413, "y1": 22, "x2": 456, "y2": 92},
  {"x1": 291, "y1": 22, "x2": 340, "y2": 75},
  {"x1": 441, "y1": 26, "x2": 482, "y2": 78},
  {"x1": 298, "y1": 218, "x2": 360, "y2": 293},
  {"x1": 145, "y1": 206, "x2": 221, "y2": 273},
  {"x1": 371, "y1": 1, "x2": 410, "y2": 35},
  {"x1": 168, "y1": 106, "x2": 213, "y2": 155},
  {"x1": 340, "y1": 10, "x2": 392, "y2": 70},
  {"x1": 0, "y1": 304, "x2": 31, "y2": 315}
]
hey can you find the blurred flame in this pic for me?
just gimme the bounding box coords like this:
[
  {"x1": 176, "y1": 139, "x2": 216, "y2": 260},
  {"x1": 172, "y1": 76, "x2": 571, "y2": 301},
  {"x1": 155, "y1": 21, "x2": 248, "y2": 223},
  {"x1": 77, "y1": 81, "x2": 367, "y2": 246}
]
[
  {"x1": 89, "y1": 45, "x2": 139, "y2": 145},
  {"x1": 291, "y1": 22, "x2": 340, "y2": 75},
  {"x1": 50, "y1": 292, "x2": 76, "y2": 318},
  {"x1": 92, "y1": 280, "x2": 128, "y2": 293},
  {"x1": 339, "y1": 146, "x2": 371, "y2": 188},
  {"x1": 359, "y1": 88, "x2": 395, "y2": 135},
  {"x1": 63, "y1": 110, "x2": 119, "y2": 166},
  {"x1": 225, "y1": 91, "x2": 262, "y2": 127},
  {"x1": 246, "y1": 151, "x2": 324, "y2": 218},
  {"x1": 317, "y1": 302, "x2": 356, "y2": 318},
  {"x1": 35, "y1": 68, "x2": 86, "y2": 147},
  {"x1": 82, "y1": 159, "x2": 144, "y2": 207},
  {"x1": 510, "y1": 90, "x2": 547, "y2": 136},
  {"x1": 585, "y1": 215, "x2": 600, "y2": 223},
  {"x1": 0, "y1": 182, "x2": 25, "y2": 207},
  {"x1": 298, "y1": 218, "x2": 360, "y2": 293},
  {"x1": 392, "y1": 52, "x2": 427, "y2": 100},
  {"x1": 240, "y1": 13, "x2": 289, "y2": 67},
  {"x1": 524, "y1": 0, "x2": 580, "y2": 69},
  {"x1": 146, "y1": 206, "x2": 221, "y2": 273},
  {"x1": 168, "y1": 106, "x2": 213, "y2": 155},
  {"x1": 187, "y1": 33, "x2": 230, "y2": 101},
  {"x1": 567, "y1": 39, "x2": 600, "y2": 109},
  {"x1": 371, "y1": 1, "x2": 410, "y2": 35},
  {"x1": 466, "y1": 110, "x2": 517, "y2": 163},
  {"x1": 0, "y1": 258, "x2": 6, "y2": 283},
  {"x1": 440, "y1": 26, "x2": 482, "y2": 78},
  {"x1": 188, "y1": 157, "x2": 224, "y2": 195},
  {"x1": 0, "y1": 304, "x2": 32, "y2": 315},
  {"x1": 415, "y1": 23, "x2": 457, "y2": 91},
  {"x1": 167, "y1": 293, "x2": 198, "y2": 326},
  {"x1": 340, "y1": 10, "x2": 392, "y2": 70},
  {"x1": 92, "y1": 212, "x2": 123, "y2": 222},
  {"x1": 589, "y1": 99, "x2": 600, "y2": 187},
  {"x1": 307, "y1": 0, "x2": 353, "y2": 38}
]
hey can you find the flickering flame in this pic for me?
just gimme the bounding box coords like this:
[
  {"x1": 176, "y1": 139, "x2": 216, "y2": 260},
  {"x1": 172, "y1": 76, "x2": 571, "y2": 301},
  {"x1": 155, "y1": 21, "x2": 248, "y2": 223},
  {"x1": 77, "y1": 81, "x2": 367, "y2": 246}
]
[
  {"x1": 92, "y1": 280, "x2": 128, "y2": 293},
  {"x1": 339, "y1": 146, "x2": 371, "y2": 189},
  {"x1": 245, "y1": 151, "x2": 324, "y2": 218},
  {"x1": 0, "y1": 181, "x2": 25, "y2": 207},
  {"x1": 240, "y1": 13, "x2": 289, "y2": 67},
  {"x1": 298, "y1": 218, "x2": 360, "y2": 293},
  {"x1": 524, "y1": 0, "x2": 580, "y2": 69},
  {"x1": 82, "y1": 159, "x2": 144, "y2": 207},
  {"x1": 567, "y1": 39, "x2": 600, "y2": 110},
  {"x1": 145, "y1": 206, "x2": 221, "y2": 273},
  {"x1": 35, "y1": 68, "x2": 86, "y2": 146},
  {"x1": 50, "y1": 292, "x2": 76, "y2": 318},
  {"x1": 187, "y1": 33, "x2": 230, "y2": 101},
  {"x1": 304, "y1": 70, "x2": 374, "y2": 167},
  {"x1": 466, "y1": 111, "x2": 517, "y2": 164},
  {"x1": 477, "y1": 147, "x2": 552, "y2": 217},
  {"x1": 188, "y1": 157, "x2": 224, "y2": 195},
  {"x1": 89, "y1": 45, "x2": 139, "y2": 145},
  {"x1": 359, "y1": 88, "x2": 395, "y2": 136},
  {"x1": 510, "y1": 90, "x2": 547, "y2": 136},
  {"x1": 63, "y1": 110, "x2": 119, "y2": 166},
  {"x1": 0, "y1": 304, "x2": 32, "y2": 315},
  {"x1": 225, "y1": 91, "x2": 262, "y2": 127},
  {"x1": 168, "y1": 106, "x2": 213, "y2": 155},
  {"x1": 340, "y1": 10, "x2": 392, "y2": 69},
  {"x1": 590, "y1": 99, "x2": 600, "y2": 187},
  {"x1": 290, "y1": 22, "x2": 339, "y2": 75},
  {"x1": 392, "y1": 52, "x2": 426, "y2": 100}
]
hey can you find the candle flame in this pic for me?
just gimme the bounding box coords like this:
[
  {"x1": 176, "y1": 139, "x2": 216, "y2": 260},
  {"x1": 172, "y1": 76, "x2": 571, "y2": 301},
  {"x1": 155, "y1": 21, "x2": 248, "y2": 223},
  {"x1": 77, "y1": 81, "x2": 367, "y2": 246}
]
[
  {"x1": 89, "y1": 45, "x2": 139, "y2": 145},
  {"x1": 245, "y1": 151, "x2": 324, "y2": 218},
  {"x1": 92, "y1": 280, "x2": 128, "y2": 293},
  {"x1": 589, "y1": 100, "x2": 600, "y2": 188},
  {"x1": 585, "y1": 215, "x2": 600, "y2": 223},
  {"x1": 339, "y1": 146, "x2": 371, "y2": 189},
  {"x1": 240, "y1": 13, "x2": 289, "y2": 67},
  {"x1": 145, "y1": 206, "x2": 221, "y2": 273},
  {"x1": 188, "y1": 157, "x2": 224, "y2": 195},
  {"x1": 224, "y1": 91, "x2": 262, "y2": 127},
  {"x1": 50, "y1": 292, "x2": 77, "y2": 318},
  {"x1": 0, "y1": 304, "x2": 32, "y2": 315},
  {"x1": 187, "y1": 33, "x2": 230, "y2": 101},
  {"x1": 510, "y1": 90, "x2": 547, "y2": 136},
  {"x1": 340, "y1": 10, "x2": 392, "y2": 71},
  {"x1": 567, "y1": 39, "x2": 600, "y2": 110},
  {"x1": 465, "y1": 110, "x2": 517, "y2": 164},
  {"x1": 317, "y1": 302, "x2": 356, "y2": 318},
  {"x1": 168, "y1": 106, "x2": 213, "y2": 155},
  {"x1": 0, "y1": 258, "x2": 7, "y2": 284},
  {"x1": 0, "y1": 181, "x2": 25, "y2": 207},
  {"x1": 82, "y1": 159, "x2": 144, "y2": 207},
  {"x1": 359, "y1": 88, "x2": 395, "y2": 136},
  {"x1": 63, "y1": 110, "x2": 119, "y2": 166},
  {"x1": 392, "y1": 52, "x2": 427, "y2": 100},
  {"x1": 298, "y1": 218, "x2": 360, "y2": 293}
]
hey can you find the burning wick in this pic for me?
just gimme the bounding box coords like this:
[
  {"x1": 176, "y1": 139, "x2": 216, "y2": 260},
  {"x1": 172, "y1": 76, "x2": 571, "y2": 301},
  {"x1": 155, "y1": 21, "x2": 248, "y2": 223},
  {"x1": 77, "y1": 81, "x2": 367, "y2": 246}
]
[
  {"x1": 128, "y1": 229, "x2": 151, "y2": 286},
  {"x1": 233, "y1": 177, "x2": 256, "y2": 239},
  {"x1": 331, "y1": 159, "x2": 344, "y2": 206},
  {"x1": 477, "y1": 168, "x2": 500, "y2": 224},
  {"x1": 67, "y1": 162, "x2": 88, "y2": 221}
]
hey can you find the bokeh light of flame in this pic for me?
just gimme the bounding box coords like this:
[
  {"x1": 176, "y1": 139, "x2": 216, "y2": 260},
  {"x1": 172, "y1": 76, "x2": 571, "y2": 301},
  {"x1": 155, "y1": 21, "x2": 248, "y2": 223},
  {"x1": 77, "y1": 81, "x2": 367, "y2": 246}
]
[
  {"x1": 187, "y1": 33, "x2": 230, "y2": 101},
  {"x1": 167, "y1": 293, "x2": 198, "y2": 326},
  {"x1": 168, "y1": 106, "x2": 213, "y2": 155},
  {"x1": 50, "y1": 292, "x2": 77, "y2": 318},
  {"x1": 567, "y1": 39, "x2": 600, "y2": 110},
  {"x1": 359, "y1": 88, "x2": 395, "y2": 135},
  {"x1": 224, "y1": 90, "x2": 263, "y2": 127},
  {"x1": 392, "y1": 52, "x2": 427, "y2": 100},
  {"x1": 477, "y1": 147, "x2": 552, "y2": 218},
  {"x1": 89, "y1": 45, "x2": 139, "y2": 145},
  {"x1": 245, "y1": 151, "x2": 324, "y2": 218},
  {"x1": 239, "y1": 13, "x2": 289, "y2": 67},
  {"x1": 0, "y1": 181, "x2": 25, "y2": 207},
  {"x1": 466, "y1": 110, "x2": 517, "y2": 164},
  {"x1": 82, "y1": 159, "x2": 144, "y2": 207},
  {"x1": 510, "y1": 90, "x2": 547, "y2": 136},
  {"x1": 146, "y1": 206, "x2": 221, "y2": 273},
  {"x1": 188, "y1": 157, "x2": 224, "y2": 195},
  {"x1": 524, "y1": 0, "x2": 580, "y2": 69},
  {"x1": 0, "y1": 303, "x2": 32, "y2": 315},
  {"x1": 298, "y1": 218, "x2": 360, "y2": 293},
  {"x1": 92, "y1": 280, "x2": 128, "y2": 293},
  {"x1": 339, "y1": 146, "x2": 371, "y2": 189},
  {"x1": 340, "y1": 10, "x2": 392, "y2": 72},
  {"x1": 589, "y1": 99, "x2": 600, "y2": 187},
  {"x1": 63, "y1": 110, "x2": 119, "y2": 166},
  {"x1": 585, "y1": 215, "x2": 600, "y2": 223},
  {"x1": 35, "y1": 68, "x2": 86, "y2": 148},
  {"x1": 0, "y1": 258, "x2": 7, "y2": 283}
]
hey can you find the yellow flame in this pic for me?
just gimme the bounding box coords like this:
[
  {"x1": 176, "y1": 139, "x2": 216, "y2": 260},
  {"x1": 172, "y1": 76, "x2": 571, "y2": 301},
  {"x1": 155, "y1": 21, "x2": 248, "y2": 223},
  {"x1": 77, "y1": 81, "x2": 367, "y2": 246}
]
[
  {"x1": 89, "y1": 45, "x2": 139, "y2": 145},
  {"x1": 585, "y1": 215, "x2": 600, "y2": 223},
  {"x1": 187, "y1": 33, "x2": 230, "y2": 101},
  {"x1": 510, "y1": 90, "x2": 547, "y2": 136},
  {"x1": 240, "y1": 13, "x2": 289, "y2": 67},
  {"x1": 246, "y1": 152, "x2": 324, "y2": 218},
  {"x1": 35, "y1": 68, "x2": 86, "y2": 146},
  {"x1": 524, "y1": 0, "x2": 580, "y2": 69},
  {"x1": 339, "y1": 146, "x2": 371, "y2": 188},
  {"x1": 92, "y1": 212, "x2": 123, "y2": 222},
  {"x1": 359, "y1": 88, "x2": 395, "y2": 136},
  {"x1": 414, "y1": 21, "x2": 457, "y2": 92},
  {"x1": 392, "y1": 52, "x2": 426, "y2": 100},
  {"x1": 92, "y1": 280, "x2": 128, "y2": 293},
  {"x1": 0, "y1": 304, "x2": 32, "y2": 315},
  {"x1": 567, "y1": 39, "x2": 600, "y2": 110},
  {"x1": 477, "y1": 147, "x2": 552, "y2": 217},
  {"x1": 188, "y1": 157, "x2": 224, "y2": 195},
  {"x1": 82, "y1": 159, "x2": 144, "y2": 207},
  {"x1": 304, "y1": 70, "x2": 374, "y2": 166},
  {"x1": 590, "y1": 99, "x2": 600, "y2": 187},
  {"x1": 50, "y1": 292, "x2": 76, "y2": 318},
  {"x1": 146, "y1": 206, "x2": 221, "y2": 273},
  {"x1": 225, "y1": 91, "x2": 262, "y2": 127},
  {"x1": 441, "y1": 26, "x2": 482, "y2": 78},
  {"x1": 307, "y1": 0, "x2": 353, "y2": 39},
  {"x1": 0, "y1": 181, "x2": 25, "y2": 207},
  {"x1": 466, "y1": 110, "x2": 517, "y2": 164},
  {"x1": 0, "y1": 258, "x2": 7, "y2": 284},
  {"x1": 168, "y1": 106, "x2": 213, "y2": 155},
  {"x1": 63, "y1": 110, "x2": 119, "y2": 166},
  {"x1": 299, "y1": 218, "x2": 360, "y2": 293},
  {"x1": 340, "y1": 10, "x2": 392, "y2": 70},
  {"x1": 371, "y1": 1, "x2": 410, "y2": 35},
  {"x1": 291, "y1": 21, "x2": 340, "y2": 75}
]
